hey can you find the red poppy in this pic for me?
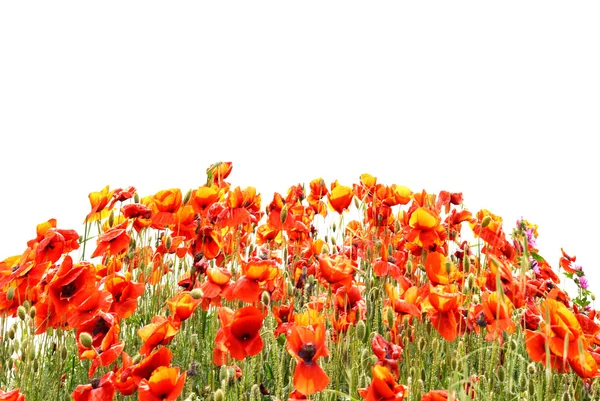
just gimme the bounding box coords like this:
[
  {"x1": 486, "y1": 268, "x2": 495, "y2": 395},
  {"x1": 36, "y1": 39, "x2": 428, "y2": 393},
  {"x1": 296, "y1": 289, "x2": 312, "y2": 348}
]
[
  {"x1": 358, "y1": 364, "x2": 408, "y2": 401},
  {"x1": 131, "y1": 347, "x2": 173, "y2": 386},
  {"x1": 102, "y1": 272, "x2": 145, "y2": 319},
  {"x1": 559, "y1": 248, "x2": 578, "y2": 274},
  {"x1": 426, "y1": 285, "x2": 465, "y2": 342},
  {"x1": 481, "y1": 291, "x2": 516, "y2": 341},
  {"x1": 199, "y1": 266, "x2": 232, "y2": 310},
  {"x1": 47, "y1": 256, "x2": 97, "y2": 317},
  {"x1": 371, "y1": 333, "x2": 403, "y2": 378},
  {"x1": 67, "y1": 289, "x2": 113, "y2": 329},
  {"x1": 0, "y1": 388, "x2": 25, "y2": 401},
  {"x1": 286, "y1": 322, "x2": 330, "y2": 396},
  {"x1": 421, "y1": 390, "x2": 456, "y2": 401},
  {"x1": 404, "y1": 207, "x2": 445, "y2": 250},
  {"x1": 227, "y1": 258, "x2": 280, "y2": 303},
  {"x1": 91, "y1": 221, "x2": 131, "y2": 259},
  {"x1": 27, "y1": 219, "x2": 80, "y2": 264},
  {"x1": 149, "y1": 188, "x2": 183, "y2": 229},
  {"x1": 71, "y1": 371, "x2": 116, "y2": 401},
  {"x1": 214, "y1": 306, "x2": 265, "y2": 364},
  {"x1": 79, "y1": 324, "x2": 124, "y2": 377},
  {"x1": 138, "y1": 366, "x2": 187, "y2": 401}
]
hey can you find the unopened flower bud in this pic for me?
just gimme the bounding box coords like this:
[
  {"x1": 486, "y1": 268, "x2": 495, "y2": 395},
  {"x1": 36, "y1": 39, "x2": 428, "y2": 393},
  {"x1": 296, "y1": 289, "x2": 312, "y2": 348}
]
[
  {"x1": 481, "y1": 215, "x2": 492, "y2": 228},
  {"x1": 17, "y1": 306, "x2": 27, "y2": 321},
  {"x1": 214, "y1": 388, "x2": 225, "y2": 401},
  {"x1": 183, "y1": 189, "x2": 192, "y2": 205},
  {"x1": 261, "y1": 291, "x2": 270, "y2": 307},
  {"x1": 7, "y1": 287, "x2": 15, "y2": 301},
  {"x1": 356, "y1": 320, "x2": 366, "y2": 342},
  {"x1": 79, "y1": 332, "x2": 93, "y2": 349},
  {"x1": 280, "y1": 205, "x2": 288, "y2": 224},
  {"x1": 386, "y1": 307, "x2": 395, "y2": 327},
  {"x1": 191, "y1": 288, "x2": 203, "y2": 300},
  {"x1": 134, "y1": 192, "x2": 140, "y2": 203}
]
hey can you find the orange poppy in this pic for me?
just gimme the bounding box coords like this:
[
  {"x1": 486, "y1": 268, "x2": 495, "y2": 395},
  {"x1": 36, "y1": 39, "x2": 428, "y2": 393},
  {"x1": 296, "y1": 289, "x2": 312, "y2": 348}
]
[
  {"x1": 138, "y1": 366, "x2": 187, "y2": 401},
  {"x1": 199, "y1": 266, "x2": 232, "y2": 310},
  {"x1": 27, "y1": 219, "x2": 80, "y2": 264},
  {"x1": 85, "y1": 185, "x2": 115, "y2": 223},
  {"x1": 405, "y1": 207, "x2": 445, "y2": 250},
  {"x1": 75, "y1": 310, "x2": 118, "y2": 349},
  {"x1": 307, "y1": 177, "x2": 329, "y2": 216},
  {"x1": 138, "y1": 316, "x2": 181, "y2": 356},
  {"x1": 358, "y1": 364, "x2": 407, "y2": 401},
  {"x1": 316, "y1": 254, "x2": 355, "y2": 289},
  {"x1": 371, "y1": 333, "x2": 403, "y2": 378},
  {"x1": 481, "y1": 291, "x2": 516, "y2": 341},
  {"x1": 148, "y1": 188, "x2": 183, "y2": 229},
  {"x1": 286, "y1": 322, "x2": 330, "y2": 396},
  {"x1": 206, "y1": 161, "x2": 233, "y2": 187},
  {"x1": 166, "y1": 291, "x2": 201, "y2": 322},
  {"x1": 122, "y1": 203, "x2": 153, "y2": 232},
  {"x1": 559, "y1": 248, "x2": 578, "y2": 274},
  {"x1": 424, "y1": 251, "x2": 460, "y2": 286},
  {"x1": 214, "y1": 306, "x2": 265, "y2": 364},
  {"x1": 131, "y1": 347, "x2": 173, "y2": 386},
  {"x1": 426, "y1": 285, "x2": 465, "y2": 342},
  {"x1": 71, "y1": 371, "x2": 116, "y2": 401},
  {"x1": 328, "y1": 180, "x2": 353, "y2": 214}
]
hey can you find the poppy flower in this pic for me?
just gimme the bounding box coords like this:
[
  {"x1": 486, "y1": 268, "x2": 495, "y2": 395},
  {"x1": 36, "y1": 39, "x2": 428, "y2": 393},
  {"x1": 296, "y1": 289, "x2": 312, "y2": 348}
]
[
  {"x1": 405, "y1": 207, "x2": 445, "y2": 250},
  {"x1": 102, "y1": 272, "x2": 145, "y2": 319},
  {"x1": 286, "y1": 322, "x2": 330, "y2": 396},
  {"x1": 149, "y1": 188, "x2": 183, "y2": 229},
  {"x1": 481, "y1": 291, "x2": 516, "y2": 341},
  {"x1": 79, "y1": 324, "x2": 124, "y2": 377},
  {"x1": 358, "y1": 364, "x2": 408, "y2": 401},
  {"x1": 71, "y1": 371, "x2": 116, "y2": 401},
  {"x1": 199, "y1": 266, "x2": 232, "y2": 310},
  {"x1": 131, "y1": 347, "x2": 173, "y2": 386},
  {"x1": 114, "y1": 352, "x2": 137, "y2": 396},
  {"x1": 227, "y1": 258, "x2": 280, "y2": 303},
  {"x1": 206, "y1": 161, "x2": 233, "y2": 187},
  {"x1": 67, "y1": 289, "x2": 113, "y2": 329},
  {"x1": 316, "y1": 254, "x2": 355, "y2": 289},
  {"x1": 0, "y1": 388, "x2": 25, "y2": 401},
  {"x1": 47, "y1": 256, "x2": 97, "y2": 316},
  {"x1": 138, "y1": 316, "x2": 181, "y2": 356},
  {"x1": 371, "y1": 333, "x2": 403, "y2": 378},
  {"x1": 85, "y1": 186, "x2": 115, "y2": 223},
  {"x1": 307, "y1": 177, "x2": 329, "y2": 216},
  {"x1": 214, "y1": 306, "x2": 265, "y2": 364},
  {"x1": 426, "y1": 285, "x2": 465, "y2": 342},
  {"x1": 166, "y1": 291, "x2": 201, "y2": 322},
  {"x1": 138, "y1": 366, "x2": 187, "y2": 401},
  {"x1": 421, "y1": 390, "x2": 456, "y2": 401},
  {"x1": 27, "y1": 219, "x2": 80, "y2": 264},
  {"x1": 559, "y1": 248, "x2": 578, "y2": 274},
  {"x1": 328, "y1": 180, "x2": 353, "y2": 214},
  {"x1": 424, "y1": 251, "x2": 460, "y2": 286},
  {"x1": 91, "y1": 221, "x2": 131, "y2": 259}
]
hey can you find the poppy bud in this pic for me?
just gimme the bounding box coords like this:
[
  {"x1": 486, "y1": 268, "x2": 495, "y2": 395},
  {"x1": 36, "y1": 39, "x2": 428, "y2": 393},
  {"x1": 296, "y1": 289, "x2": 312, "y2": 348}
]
[
  {"x1": 497, "y1": 365, "x2": 505, "y2": 382},
  {"x1": 386, "y1": 307, "x2": 395, "y2": 327},
  {"x1": 261, "y1": 291, "x2": 270, "y2": 307},
  {"x1": 132, "y1": 354, "x2": 142, "y2": 364},
  {"x1": 183, "y1": 189, "x2": 192, "y2": 205},
  {"x1": 191, "y1": 288, "x2": 203, "y2": 300},
  {"x1": 420, "y1": 367, "x2": 426, "y2": 382},
  {"x1": 17, "y1": 306, "x2": 27, "y2": 321},
  {"x1": 562, "y1": 391, "x2": 571, "y2": 401},
  {"x1": 280, "y1": 205, "x2": 288, "y2": 224},
  {"x1": 354, "y1": 197, "x2": 360, "y2": 210},
  {"x1": 134, "y1": 192, "x2": 140, "y2": 203},
  {"x1": 79, "y1": 332, "x2": 93, "y2": 349},
  {"x1": 8, "y1": 328, "x2": 15, "y2": 340},
  {"x1": 165, "y1": 235, "x2": 172, "y2": 250},
  {"x1": 481, "y1": 215, "x2": 492, "y2": 228},
  {"x1": 418, "y1": 337, "x2": 426, "y2": 352},
  {"x1": 108, "y1": 210, "x2": 115, "y2": 227},
  {"x1": 528, "y1": 379, "x2": 535, "y2": 395},
  {"x1": 356, "y1": 320, "x2": 366, "y2": 342},
  {"x1": 6, "y1": 286, "x2": 15, "y2": 301},
  {"x1": 214, "y1": 388, "x2": 225, "y2": 401},
  {"x1": 321, "y1": 243, "x2": 330, "y2": 255},
  {"x1": 445, "y1": 261, "x2": 452, "y2": 275}
]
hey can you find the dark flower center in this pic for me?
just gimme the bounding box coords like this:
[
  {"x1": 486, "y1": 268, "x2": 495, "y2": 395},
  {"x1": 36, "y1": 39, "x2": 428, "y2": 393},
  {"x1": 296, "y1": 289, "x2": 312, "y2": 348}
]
[
  {"x1": 61, "y1": 282, "x2": 78, "y2": 298},
  {"x1": 298, "y1": 343, "x2": 317, "y2": 363},
  {"x1": 92, "y1": 318, "x2": 109, "y2": 336},
  {"x1": 91, "y1": 378, "x2": 101, "y2": 389},
  {"x1": 240, "y1": 333, "x2": 251, "y2": 341}
]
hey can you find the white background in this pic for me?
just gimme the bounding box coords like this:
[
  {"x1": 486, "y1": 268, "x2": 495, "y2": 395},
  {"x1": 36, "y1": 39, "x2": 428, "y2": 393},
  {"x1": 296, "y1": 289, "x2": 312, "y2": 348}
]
[{"x1": 1, "y1": 2, "x2": 599, "y2": 299}]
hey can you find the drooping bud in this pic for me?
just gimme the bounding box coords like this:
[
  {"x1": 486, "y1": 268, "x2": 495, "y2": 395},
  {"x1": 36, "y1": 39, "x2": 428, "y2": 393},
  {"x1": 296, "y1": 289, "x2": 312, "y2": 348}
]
[
  {"x1": 261, "y1": 291, "x2": 270, "y2": 307},
  {"x1": 280, "y1": 205, "x2": 288, "y2": 224},
  {"x1": 481, "y1": 215, "x2": 492, "y2": 228}
]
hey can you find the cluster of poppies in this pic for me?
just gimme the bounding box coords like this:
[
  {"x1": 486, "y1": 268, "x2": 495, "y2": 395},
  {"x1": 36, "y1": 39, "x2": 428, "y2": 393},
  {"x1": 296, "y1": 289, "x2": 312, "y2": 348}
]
[{"x1": 1, "y1": 161, "x2": 599, "y2": 401}]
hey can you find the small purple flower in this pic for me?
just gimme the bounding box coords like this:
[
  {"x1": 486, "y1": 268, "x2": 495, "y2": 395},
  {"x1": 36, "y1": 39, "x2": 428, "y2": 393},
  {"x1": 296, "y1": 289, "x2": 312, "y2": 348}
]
[
  {"x1": 531, "y1": 259, "x2": 540, "y2": 275},
  {"x1": 574, "y1": 264, "x2": 583, "y2": 272},
  {"x1": 579, "y1": 276, "x2": 589, "y2": 290},
  {"x1": 525, "y1": 228, "x2": 537, "y2": 247}
]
